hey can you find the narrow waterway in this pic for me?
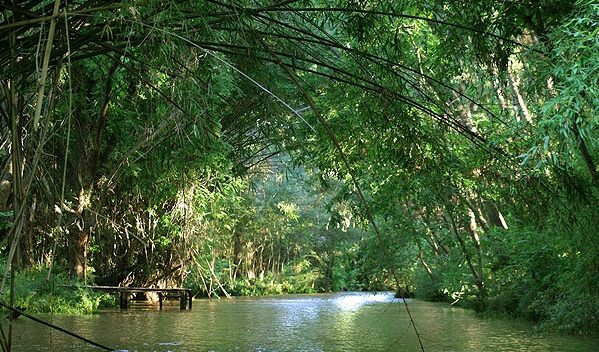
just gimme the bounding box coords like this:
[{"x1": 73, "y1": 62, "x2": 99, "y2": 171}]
[{"x1": 8, "y1": 292, "x2": 599, "y2": 351}]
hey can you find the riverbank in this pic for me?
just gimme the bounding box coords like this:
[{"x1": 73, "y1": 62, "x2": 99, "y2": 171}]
[
  {"x1": 1, "y1": 267, "x2": 116, "y2": 315},
  {"x1": 413, "y1": 270, "x2": 599, "y2": 336}
]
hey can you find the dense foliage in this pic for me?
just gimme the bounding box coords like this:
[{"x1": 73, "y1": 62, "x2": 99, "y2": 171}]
[{"x1": 1, "y1": 0, "x2": 597, "y2": 336}]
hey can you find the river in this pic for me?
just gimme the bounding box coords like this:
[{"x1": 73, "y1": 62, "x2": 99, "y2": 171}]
[{"x1": 9, "y1": 292, "x2": 599, "y2": 351}]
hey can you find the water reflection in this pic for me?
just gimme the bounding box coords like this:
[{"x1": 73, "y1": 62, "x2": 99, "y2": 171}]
[{"x1": 8, "y1": 292, "x2": 599, "y2": 351}]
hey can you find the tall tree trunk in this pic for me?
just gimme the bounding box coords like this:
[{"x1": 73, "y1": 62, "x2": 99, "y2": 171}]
[
  {"x1": 467, "y1": 208, "x2": 485, "y2": 298},
  {"x1": 18, "y1": 193, "x2": 35, "y2": 268},
  {"x1": 64, "y1": 61, "x2": 118, "y2": 280},
  {"x1": 69, "y1": 225, "x2": 89, "y2": 280},
  {"x1": 484, "y1": 200, "x2": 509, "y2": 229},
  {"x1": 232, "y1": 229, "x2": 242, "y2": 280},
  {"x1": 417, "y1": 241, "x2": 434, "y2": 282},
  {"x1": 67, "y1": 187, "x2": 96, "y2": 280},
  {"x1": 0, "y1": 171, "x2": 10, "y2": 214},
  {"x1": 508, "y1": 68, "x2": 533, "y2": 123}
]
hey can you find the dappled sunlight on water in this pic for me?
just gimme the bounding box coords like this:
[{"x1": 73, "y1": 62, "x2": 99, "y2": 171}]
[
  {"x1": 8, "y1": 292, "x2": 599, "y2": 351},
  {"x1": 332, "y1": 292, "x2": 394, "y2": 311}
]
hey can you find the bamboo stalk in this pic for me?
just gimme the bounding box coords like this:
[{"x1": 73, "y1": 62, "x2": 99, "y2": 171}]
[
  {"x1": 6, "y1": 33, "x2": 23, "y2": 350},
  {"x1": 1, "y1": 59, "x2": 64, "y2": 295},
  {"x1": 8, "y1": 259, "x2": 15, "y2": 350},
  {"x1": 32, "y1": 0, "x2": 61, "y2": 131},
  {"x1": 0, "y1": 20, "x2": 19, "y2": 352},
  {"x1": 48, "y1": 9, "x2": 74, "y2": 280}
]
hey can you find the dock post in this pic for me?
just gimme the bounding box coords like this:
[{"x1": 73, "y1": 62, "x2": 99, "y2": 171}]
[
  {"x1": 179, "y1": 294, "x2": 186, "y2": 310},
  {"x1": 159, "y1": 292, "x2": 163, "y2": 310},
  {"x1": 119, "y1": 292, "x2": 129, "y2": 309},
  {"x1": 187, "y1": 290, "x2": 192, "y2": 310}
]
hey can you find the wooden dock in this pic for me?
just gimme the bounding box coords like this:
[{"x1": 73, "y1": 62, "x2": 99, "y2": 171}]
[{"x1": 68, "y1": 286, "x2": 193, "y2": 310}]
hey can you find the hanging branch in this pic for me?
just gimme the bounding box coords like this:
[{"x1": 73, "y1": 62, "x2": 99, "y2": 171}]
[
  {"x1": 195, "y1": 41, "x2": 504, "y2": 155},
  {"x1": 209, "y1": 4, "x2": 518, "y2": 150},
  {"x1": 249, "y1": 6, "x2": 541, "y2": 53}
]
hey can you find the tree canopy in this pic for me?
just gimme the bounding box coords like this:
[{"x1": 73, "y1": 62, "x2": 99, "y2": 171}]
[{"x1": 1, "y1": 0, "x2": 598, "y2": 337}]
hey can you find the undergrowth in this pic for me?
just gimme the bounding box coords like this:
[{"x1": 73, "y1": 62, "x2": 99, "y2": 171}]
[{"x1": 0, "y1": 265, "x2": 116, "y2": 315}]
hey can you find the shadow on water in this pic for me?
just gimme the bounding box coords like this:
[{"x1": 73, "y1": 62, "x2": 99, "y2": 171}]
[{"x1": 8, "y1": 292, "x2": 599, "y2": 351}]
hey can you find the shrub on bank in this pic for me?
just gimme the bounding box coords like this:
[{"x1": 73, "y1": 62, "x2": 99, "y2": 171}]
[
  {"x1": 0, "y1": 266, "x2": 116, "y2": 315},
  {"x1": 413, "y1": 269, "x2": 449, "y2": 302}
]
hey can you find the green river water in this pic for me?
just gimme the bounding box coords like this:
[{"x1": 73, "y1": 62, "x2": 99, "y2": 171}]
[{"x1": 8, "y1": 292, "x2": 599, "y2": 351}]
